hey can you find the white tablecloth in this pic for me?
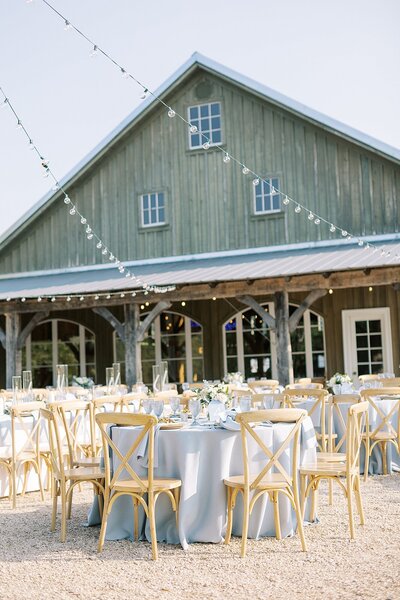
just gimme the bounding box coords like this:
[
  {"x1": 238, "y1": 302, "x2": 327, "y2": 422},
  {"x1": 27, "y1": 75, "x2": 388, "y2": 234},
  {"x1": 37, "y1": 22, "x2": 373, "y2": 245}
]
[{"x1": 88, "y1": 417, "x2": 317, "y2": 549}]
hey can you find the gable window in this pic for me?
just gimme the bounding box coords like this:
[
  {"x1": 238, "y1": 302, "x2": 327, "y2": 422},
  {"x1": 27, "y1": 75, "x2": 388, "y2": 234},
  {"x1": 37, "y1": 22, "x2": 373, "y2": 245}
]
[
  {"x1": 188, "y1": 102, "x2": 222, "y2": 149},
  {"x1": 141, "y1": 192, "x2": 166, "y2": 227},
  {"x1": 253, "y1": 177, "x2": 281, "y2": 214}
]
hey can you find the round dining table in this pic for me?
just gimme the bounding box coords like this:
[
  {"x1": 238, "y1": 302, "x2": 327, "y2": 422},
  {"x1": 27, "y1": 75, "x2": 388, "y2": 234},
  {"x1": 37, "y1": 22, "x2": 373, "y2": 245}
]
[{"x1": 88, "y1": 416, "x2": 317, "y2": 550}]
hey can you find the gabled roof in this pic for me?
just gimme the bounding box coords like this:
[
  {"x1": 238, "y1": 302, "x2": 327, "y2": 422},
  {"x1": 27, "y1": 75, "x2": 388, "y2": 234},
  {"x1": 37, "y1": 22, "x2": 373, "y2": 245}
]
[{"x1": 1, "y1": 52, "x2": 399, "y2": 251}]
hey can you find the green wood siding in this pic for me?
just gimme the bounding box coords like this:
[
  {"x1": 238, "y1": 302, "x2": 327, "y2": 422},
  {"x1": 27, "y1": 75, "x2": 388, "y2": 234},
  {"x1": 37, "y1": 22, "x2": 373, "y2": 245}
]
[{"x1": 0, "y1": 68, "x2": 399, "y2": 274}]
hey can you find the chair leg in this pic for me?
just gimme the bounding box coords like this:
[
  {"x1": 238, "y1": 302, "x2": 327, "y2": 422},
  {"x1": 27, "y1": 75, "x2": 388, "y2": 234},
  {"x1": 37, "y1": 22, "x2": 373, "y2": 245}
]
[
  {"x1": 300, "y1": 474, "x2": 306, "y2": 520},
  {"x1": 67, "y1": 484, "x2": 73, "y2": 519},
  {"x1": 12, "y1": 464, "x2": 17, "y2": 509},
  {"x1": 51, "y1": 480, "x2": 58, "y2": 532},
  {"x1": 292, "y1": 486, "x2": 307, "y2": 552},
  {"x1": 310, "y1": 480, "x2": 318, "y2": 522},
  {"x1": 272, "y1": 491, "x2": 281, "y2": 540},
  {"x1": 98, "y1": 492, "x2": 110, "y2": 553},
  {"x1": 380, "y1": 442, "x2": 388, "y2": 475},
  {"x1": 225, "y1": 486, "x2": 233, "y2": 545},
  {"x1": 60, "y1": 483, "x2": 67, "y2": 542},
  {"x1": 173, "y1": 487, "x2": 180, "y2": 529},
  {"x1": 34, "y1": 460, "x2": 45, "y2": 502},
  {"x1": 364, "y1": 439, "x2": 369, "y2": 482},
  {"x1": 347, "y1": 476, "x2": 355, "y2": 539},
  {"x1": 241, "y1": 488, "x2": 250, "y2": 558},
  {"x1": 353, "y1": 475, "x2": 365, "y2": 526},
  {"x1": 328, "y1": 479, "x2": 333, "y2": 506},
  {"x1": 132, "y1": 497, "x2": 139, "y2": 540},
  {"x1": 148, "y1": 491, "x2": 158, "y2": 561},
  {"x1": 21, "y1": 463, "x2": 29, "y2": 497}
]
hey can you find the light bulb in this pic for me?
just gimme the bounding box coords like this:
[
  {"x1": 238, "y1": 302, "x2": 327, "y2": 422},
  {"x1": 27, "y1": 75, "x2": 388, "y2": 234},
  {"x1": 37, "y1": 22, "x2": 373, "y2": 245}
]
[
  {"x1": 102, "y1": 248, "x2": 107, "y2": 255},
  {"x1": 140, "y1": 88, "x2": 148, "y2": 99},
  {"x1": 51, "y1": 296, "x2": 56, "y2": 302},
  {"x1": 368, "y1": 286, "x2": 373, "y2": 292},
  {"x1": 37, "y1": 296, "x2": 42, "y2": 302},
  {"x1": 109, "y1": 254, "x2": 114, "y2": 261},
  {"x1": 223, "y1": 153, "x2": 231, "y2": 163},
  {"x1": 66, "y1": 296, "x2": 71, "y2": 302},
  {"x1": 328, "y1": 289, "x2": 333, "y2": 295},
  {"x1": 90, "y1": 45, "x2": 98, "y2": 58},
  {"x1": 308, "y1": 212, "x2": 314, "y2": 221},
  {"x1": 96, "y1": 241, "x2": 102, "y2": 249},
  {"x1": 242, "y1": 166, "x2": 249, "y2": 175},
  {"x1": 87, "y1": 233, "x2": 93, "y2": 240},
  {"x1": 118, "y1": 266, "x2": 125, "y2": 273},
  {"x1": 189, "y1": 124, "x2": 198, "y2": 133},
  {"x1": 120, "y1": 293, "x2": 125, "y2": 298},
  {"x1": 270, "y1": 186, "x2": 275, "y2": 195},
  {"x1": 295, "y1": 205, "x2": 301, "y2": 213},
  {"x1": 125, "y1": 272, "x2": 130, "y2": 278},
  {"x1": 386, "y1": 251, "x2": 391, "y2": 257},
  {"x1": 314, "y1": 218, "x2": 321, "y2": 225},
  {"x1": 80, "y1": 217, "x2": 87, "y2": 224},
  {"x1": 64, "y1": 20, "x2": 72, "y2": 30},
  {"x1": 167, "y1": 109, "x2": 176, "y2": 118},
  {"x1": 131, "y1": 292, "x2": 136, "y2": 297},
  {"x1": 95, "y1": 295, "x2": 99, "y2": 300},
  {"x1": 252, "y1": 178, "x2": 260, "y2": 186},
  {"x1": 347, "y1": 235, "x2": 352, "y2": 240},
  {"x1": 358, "y1": 239, "x2": 364, "y2": 246},
  {"x1": 80, "y1": 296, "x2": 84, "y2": 301},
  {"x1": 21, "y1": 297, "x2": 26, "y2": 302},
  {"x1": 202, "y1": 141, "x2": 210, "y2": 150},
  {"x1": 64, "y1": 196, "x2": 71, "y2": 204},
  {"x1": 283, "y1": 196, "x2": 290, "y2": 205},
  {"x1": 341, "y1": 230, "x2": 348, "y2": 237},
  {"x1": 51, "y1": 183, "x2": 60, "y2": 191},
  {"x1": 16, "y1": 120, "x2": 22, "y2": 129},
  {"x1": 86, "y1": 225, "x2": 91, "y2": 233},
  {"x1": 329, "y1": 224, "x2": 336, "y2": 233},
  {"x1": 106, "y1": 294, "x2": 111, "y2": 300},
  {"x1": 69, "y1": 207, "x2": 76, "y2": 215}
]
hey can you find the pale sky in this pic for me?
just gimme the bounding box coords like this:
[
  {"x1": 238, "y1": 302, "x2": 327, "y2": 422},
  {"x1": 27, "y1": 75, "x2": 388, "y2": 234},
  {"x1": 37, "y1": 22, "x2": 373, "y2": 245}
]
[{"x1": 0, "y1": 0, "x2": 399, "y2": 240}]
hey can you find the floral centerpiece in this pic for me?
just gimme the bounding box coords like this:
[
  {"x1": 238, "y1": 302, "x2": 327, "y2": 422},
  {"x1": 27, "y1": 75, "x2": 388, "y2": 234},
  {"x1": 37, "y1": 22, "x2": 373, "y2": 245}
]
[
  {"x1": 196, "y1": 381, "x2": 230, "y2": 406},
  {"x1": 327, "y1": 372, "x2": 352, "y2": 394},
  {"x1": 72, "y1": 376, "x2": 94, "y2": 389},
  {"x1": 223, "y1": 372, "x2": 243, "y2": 385}
]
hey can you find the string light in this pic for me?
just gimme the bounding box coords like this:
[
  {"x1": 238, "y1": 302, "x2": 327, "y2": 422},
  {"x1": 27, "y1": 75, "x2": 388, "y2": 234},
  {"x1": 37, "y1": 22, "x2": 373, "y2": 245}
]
[
  {"x1": 223, "y1": 153, "x2": 231, "y2": 163},
  {"x1": 252, "y1": 178, "x2": 260, "y2": 186},
  {"x1": 89, "y1": 45, "x2": 98, "y2": 58},
  {"x1": 242, "y1": 166, "x2": 249, "y2": 175},
  {"x1": 167, "y1": 109, "x2": 176, "y2": 118}
]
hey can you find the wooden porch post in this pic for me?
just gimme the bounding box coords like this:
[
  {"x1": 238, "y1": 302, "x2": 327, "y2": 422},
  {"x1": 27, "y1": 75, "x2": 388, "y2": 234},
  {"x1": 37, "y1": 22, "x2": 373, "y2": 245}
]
[
  {"x1": 124, "y1": 304, "x2": 141, "y2": 387},
  {"x1": 5, "y1": 313, "x2": 21, "y2": 388},
  {"x1": 274, "y1": 291, "x2": 294, "y2": 386}
]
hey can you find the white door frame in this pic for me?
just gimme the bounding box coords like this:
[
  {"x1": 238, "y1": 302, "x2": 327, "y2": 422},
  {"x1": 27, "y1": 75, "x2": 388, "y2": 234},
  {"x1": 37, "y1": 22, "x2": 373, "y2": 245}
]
[{"x1": 342, "y1": 307, "x2": 393, "y2": 379}]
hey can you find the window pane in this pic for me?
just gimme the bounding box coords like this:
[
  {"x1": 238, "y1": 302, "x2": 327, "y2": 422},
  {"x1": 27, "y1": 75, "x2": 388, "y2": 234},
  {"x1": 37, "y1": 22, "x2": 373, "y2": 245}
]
[
  {"x1": 200, "y1": 118, "x2": 209, "y2": 132},
  {"x1": 200, "y1": 105, "x2": 209, "y2": 117},
  {"x1": 293, "y1": 354, "x2": 307, "y2": 378},
  {"x1": 211, "y1": 116, "x2": 220, "y2": 129},
  {"x1": 355, "y1": 321, "x2": 367, "y2": 334},
  {"x1": 291, "y1": 329, "x2": 305, "y2": 352},
  {"x1": 311, "y1": 327, "x2": 324, "y2": 351},
  {"x1": 167, "y1": 360, "x2": 186, "y2": 384},
  {"x1": 191, "y1": 334, "x2": 203, "y2": 357},
  {"x1": 191, "y1": 134, "x2": 200, "y2": 147},
  {"x1": 225, "y1": 331, "x2": 237, "y2": 356},
  {"x1": 142, "y1": 195, "x2": 149, "y2": 210},
  {"x1": 191, "y1": 320, "x2": 202, "y2": 332},
  {"x1": 143, "y1": 211, "x2": 149, "y2": 225},
  {"x1": 243, "y1": 330, "x2": 271, "y2": 354},
  {"x1": 192, "y1": 359, "x2": 204, "y2": 382},
  {"x1": 141, "y1": 336, "x2": 156, "y2": 360},
  {"x1": 227, "y1": 357, "x2": 238, "y2": 373},
  {"x1": 272, "y1": 195, "x2": 280, "y2": 210},
  {"x1": 369, "y1": 320, "x2": 381, "y2": 333},
  {"x1": 158, "y1": 193, "x2": 164, "y2": 207},
  {"x1": 150, "y1": 194, "x2": 156, "y2": 208},
  {"x1": 212, "y1": 130, "x2": 221, "y2": 143},
  {"x1": 356, "y1": 335, "x2": 369, "y2": 348},
  {"x1": 142, "y1": 361, "x2": 155, "y2": 385},
  {"x1": 370, "y1": 334, "x2": 382, "y2": 348},
  {"x1": 189, "y1": 106, "x2": 198, "y2": 119},
  {"x1": 161, "y1": 334, "x2": 186, "y2": 359},
  {"x1": 256, "y1": 198, "x2": 263, "y2": 212},
  {"x1": 211, "y1": 103, "x2": 220, "y2": 115},
  {"x1": 150, "y1": 208, "x2": 157, "y2": 223},
  {"x1": 158, "y1": 208, "x2": 165, "y2": 223}
]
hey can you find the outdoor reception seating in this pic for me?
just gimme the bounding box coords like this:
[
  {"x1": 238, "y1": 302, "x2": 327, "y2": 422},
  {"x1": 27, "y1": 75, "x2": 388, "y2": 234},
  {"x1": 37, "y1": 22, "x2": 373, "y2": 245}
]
[
  {"x1": 282, "y1": 388, "x2": 330, "y2": 451},
  {"x1": 224, "y1": 408, "x2": 308, "y2": 557},
  {"x1": 300, "y1": 401, "x2": 368, "y2": 539}
]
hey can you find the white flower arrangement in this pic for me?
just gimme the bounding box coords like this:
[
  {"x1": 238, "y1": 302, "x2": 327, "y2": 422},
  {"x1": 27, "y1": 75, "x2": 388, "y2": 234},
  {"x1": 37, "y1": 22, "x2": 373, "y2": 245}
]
[
  {"x1": 196, "y1": 381, "x2": 230, "y2": 406},
  {"x1": 328, "y1": 372, "x2": 352, "y2": 387},
  {"x1": 224, "y1": 372, "x2": 243, "y2": 384},
  {"x1": 72, "y1": 376, "x2": 94, "y2": 389}
]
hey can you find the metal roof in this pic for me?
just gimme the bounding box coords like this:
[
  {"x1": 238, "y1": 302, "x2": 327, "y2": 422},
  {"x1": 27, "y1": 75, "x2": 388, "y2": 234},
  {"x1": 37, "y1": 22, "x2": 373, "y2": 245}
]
[
  {"x1": 0, "y1": 239, "x2": 399, "y2": 300},
  {"x1": 1, "y1": 52, "x2": 399, "y2": 250}
]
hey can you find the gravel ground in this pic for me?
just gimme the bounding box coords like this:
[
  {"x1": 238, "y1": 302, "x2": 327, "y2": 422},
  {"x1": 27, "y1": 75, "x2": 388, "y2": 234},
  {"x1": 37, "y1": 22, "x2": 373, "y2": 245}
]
[{"x1": 0, "y1": 476, "x2": 399, "y2": 600}]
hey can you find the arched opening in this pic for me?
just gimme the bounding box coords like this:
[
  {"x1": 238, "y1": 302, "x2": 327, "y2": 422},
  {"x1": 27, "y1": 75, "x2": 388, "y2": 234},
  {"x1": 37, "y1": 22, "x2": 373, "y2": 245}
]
[
  {"x1": 114, "y1": 310, "x2": 204, "y2": 385},
  {"x1": 23, "y1": 319, "x2": 96, "y2": 387},
  {"x1": 222, "y1": 303, "x2": 326, "y2": 380}
]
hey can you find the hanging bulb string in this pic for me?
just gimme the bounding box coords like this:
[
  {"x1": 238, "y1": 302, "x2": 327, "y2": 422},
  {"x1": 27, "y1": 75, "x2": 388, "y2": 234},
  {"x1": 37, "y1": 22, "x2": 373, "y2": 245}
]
[
  {"x1": 30, "y1": 0, "x2": 398, "y2": 261},
  {"x1": 0, "y1": 85, "x2": 175, "y2": 296}
]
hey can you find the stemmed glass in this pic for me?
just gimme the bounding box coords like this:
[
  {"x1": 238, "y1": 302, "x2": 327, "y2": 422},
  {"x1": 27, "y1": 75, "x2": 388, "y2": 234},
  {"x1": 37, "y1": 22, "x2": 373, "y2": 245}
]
[
  {"x1": 170, "y1": 397, "x2": 180, "y2": 418},
  {"x1": 143, "y1": 399, "x2": 153, "y2": 415},
  {"x1": 152, "y1": 400, "x2": 164, "y2": 420},
  {"x1": 182, "y1": 382, "x2": 189, "y2": 392},
  {"x1": 189, "y1": 398, "x2": 201, "y2": 426}
]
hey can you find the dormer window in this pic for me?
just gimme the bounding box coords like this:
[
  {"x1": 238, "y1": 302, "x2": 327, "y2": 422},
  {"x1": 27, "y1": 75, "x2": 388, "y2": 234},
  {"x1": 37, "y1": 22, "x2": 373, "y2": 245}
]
[
  {"x1": 253, "y1": 177, "x2": 281, "y2": 214},
  {"x1": 140, "y1": 192, "x2": 166, "y2": 227},
  {"x1": 188, "y1": 102, "x2": 222, "y2": 149}
]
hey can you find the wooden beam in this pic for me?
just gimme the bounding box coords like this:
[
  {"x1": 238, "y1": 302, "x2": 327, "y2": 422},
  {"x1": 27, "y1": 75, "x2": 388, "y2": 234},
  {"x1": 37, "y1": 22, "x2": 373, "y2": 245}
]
[
  {"x1": 5, "y1": 313, "x2": 21, "y2": 388},
  {"x1": 0, "y1": 326, "x2": 5, "y2": 350},
  {"x1": 17, "y1": 310, "x2": 50, "y2": 350},
  {"x1": 136, "y1": 300, "x2": 172, "y2": 342},
  {"x1": 92, "y1": 307, "x2": 125, "y2": 342},
  {"x1": 124, "y1": 303, "x2": 141, "y2": 388},
  {"x1": 237, "y1": 295, "x2": 276, "y2": 329},
  {"x1": 289, "y1": 289, "x2": 327, "y2": 333},
  {"x1": 274, "y1": 291, "x2": 294, "y2": 386}
]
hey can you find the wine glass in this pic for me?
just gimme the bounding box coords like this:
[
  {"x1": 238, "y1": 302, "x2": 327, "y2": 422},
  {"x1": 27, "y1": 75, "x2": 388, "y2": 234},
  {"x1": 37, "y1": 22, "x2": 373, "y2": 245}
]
[
  {"x1": 170, "y1": 397, "x2": 180, "y2": 418},
  {"x1": 143, "y1": 399, "x2": 153, "y2": 415},
  {"x1": 239, "y1": 396, "x2": 252, "y2": 412},
  {"x1": 182, "y1": 382, "x2": 189, "y2": 392},
  {"x1": 152, "y1": 399, "x2": 164, "y2": 420},
  {"x1": 189, "y1": 398, "x2": 201, "y2": 426}
]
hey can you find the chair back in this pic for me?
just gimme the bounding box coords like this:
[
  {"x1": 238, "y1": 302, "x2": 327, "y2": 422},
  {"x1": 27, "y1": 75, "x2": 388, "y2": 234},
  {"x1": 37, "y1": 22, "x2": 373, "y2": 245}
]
[
  {"x1": 154, "y1": 390, "x2": 179, "y2": 400},
  {"x1": 95, "y1": 412, "x2": 157, "y2": 492},
  {"x1": 329, "y1": 394, "x2": 361, "y2": 452},
  {"x1": 229, "y1": 387, "x2": 254, "y2": 398},
  {"x1": 360, "y1": 387, "x2": 400, "y2": 444},
  {"x1": 286, "y1": 382, "x2": 324, "y2": 390},
  {"x1": 346, "y1": 402, "x2": 369, "y2": 474},
  {"x1": 247, "y1": 379, "x2": 279, "y2": 392},
  {"x1": 379, "y1": 377, "x2": 400, "y2": 387},
  {"x1": 189, "y1": 382, "x2": 204, "y2": 390},
  {"x1": 119, "y1": 393, "x2": 147, "y2": 412},
  {"x1": 11, "y1": 401, "x2": 46, "y2": 461},
  {"x1": 40, "y1": 407, "x2": 67, "y2": 480},
  {"x1": 236, "y1": 409, "x2": 307, "y2": 490},
  {"x1": 283, "y1": 388, "x2": 329, "y2": 450},
  {"x1": 359, "y1": 374, "x2": 381, "y2": 384},
  {"x1": 251, "y1": 393, "x2": 284, "y2": 408},
  {"x1": 49, "y1": 400, "x2": 95, "y2": 464}
]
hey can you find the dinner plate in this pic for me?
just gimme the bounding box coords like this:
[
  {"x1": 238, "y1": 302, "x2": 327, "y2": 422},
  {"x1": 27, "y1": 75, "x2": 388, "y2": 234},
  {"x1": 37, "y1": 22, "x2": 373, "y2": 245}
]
[{"x1": 159, "y1": 422, "x2": 184, "y2": 430}]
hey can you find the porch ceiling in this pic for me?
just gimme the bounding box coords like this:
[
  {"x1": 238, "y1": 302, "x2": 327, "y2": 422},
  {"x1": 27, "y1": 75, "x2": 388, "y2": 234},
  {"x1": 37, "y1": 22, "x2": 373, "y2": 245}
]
[{"x1": 0, "y1": 240, "x2": 399, "y2": 307}]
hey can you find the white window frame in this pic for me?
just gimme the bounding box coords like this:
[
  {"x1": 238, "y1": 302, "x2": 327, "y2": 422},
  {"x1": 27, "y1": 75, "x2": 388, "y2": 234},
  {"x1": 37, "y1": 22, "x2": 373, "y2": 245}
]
[
  {"x1": 342, "y1": 307, "x2": 393, "y2": 380},
  {"x1": 253, "y1": 177, "x2": 282, "y2": 215},
  {"x1": 187, "y1": 101, "x2": 222, "y2": 150},
  {"x1": 140, "y1": 192, "x2": 166, "y2": 228}
]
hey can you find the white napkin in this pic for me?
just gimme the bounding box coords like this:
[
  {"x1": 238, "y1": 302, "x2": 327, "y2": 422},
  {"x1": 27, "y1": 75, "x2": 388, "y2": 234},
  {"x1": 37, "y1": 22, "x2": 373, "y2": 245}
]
[
  {"x1": 219, "y1": 416, "x2": 241, "y2": 431},
  {"x1": 301, "y1": 416, "x2": 318, "y2": 450},
  {"x1": 136, "y1": 424, "x2": 161, "y2": 468}
]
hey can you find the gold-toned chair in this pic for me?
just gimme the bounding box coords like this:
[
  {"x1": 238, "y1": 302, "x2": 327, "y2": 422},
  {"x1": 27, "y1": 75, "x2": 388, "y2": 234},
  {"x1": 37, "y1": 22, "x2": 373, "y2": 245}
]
[
  {"x1": 247, "y1": 379, "x2": 280, "y2": 392},
  {"x1": 1, "y1": 401, "x2": 46, "y2": 508},
  {"x1": 300, "y1": 401, "x2": 368, "y2": 539},
  {"x1": 91, "y1": 395, "x2": 124, "y2": 455},
  {"x1": 53, "y1": 400, "x2": 101, "y2": 468},
  {"x1": 95, "y1": 412, "x2": 182, "y2": 560},
  {"x1": 360, "y1": 387, "x2": 400, "y2": 476},
  {"x1": 378, "y1": 378, "x2": 400, "y2": 387},
  {"x1": 224, "y1": 408, "x2": 307, "y2": 557},
  {"x1": 283, "y1": 388, "x2": 330, "y2": 452},
  {"x1": 286, "y1": 382, "x2": 324, "y2": 390},
  {"x1": 40, "y1": 408, "x2": 104, "y2": 542},
  {"x1": 119, "y1": 392, "x2": 147, "y2": 412},
  {"x1": 250, "y1": 393, "x2": 283, "y2": 408},
  {"x1": 359, "y1": 374, "x2": 381, "y2": 384}
]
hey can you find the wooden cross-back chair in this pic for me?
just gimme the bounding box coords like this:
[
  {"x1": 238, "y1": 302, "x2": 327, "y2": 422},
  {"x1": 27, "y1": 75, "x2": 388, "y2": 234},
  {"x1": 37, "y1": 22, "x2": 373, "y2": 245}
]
[
  {"x1": 224, "y1": 408, "x2": 307, "y2": 558},
  {"x1": 91, "y1": 395, "x2": 125, "y2": 455},
  {"x1": 247, "y1": 379, "x2": 280, "y2": 392},
  {"x1": 40, "y1": 408, "x2": 104, "y2": 542},
  {"x1": 250, "y1": 393, "x2": 284, "y2": 408},
  {"x1": 283, "y1": 388, "x2": 330, "y2": 452},
  {"x1": 360, "y1": 387, "x2": 400, "y2": 476},
  {"x1": 286, "y1": 382, "x2": 324, "y2": 390},
  {"x1": 300, "y1": 401, "x2": 368, "y2": 539},
  {"x1": 1, "y1": 401, "x2": 47, "y2": 508},
  {"x1": 95, "y1": 412, "x2": 182, "y2": 560}
]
